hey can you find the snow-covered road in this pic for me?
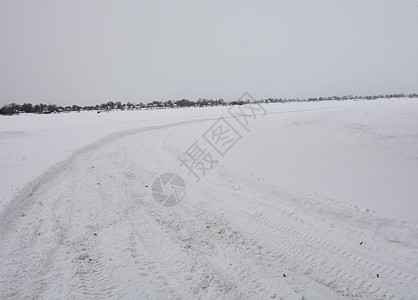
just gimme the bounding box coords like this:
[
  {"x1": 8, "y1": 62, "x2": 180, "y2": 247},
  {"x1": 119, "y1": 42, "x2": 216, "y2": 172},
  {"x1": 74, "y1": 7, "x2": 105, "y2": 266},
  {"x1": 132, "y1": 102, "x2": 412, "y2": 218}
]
[{"x1": 1, "y1": 107, "x2": 418, "y2": 299}]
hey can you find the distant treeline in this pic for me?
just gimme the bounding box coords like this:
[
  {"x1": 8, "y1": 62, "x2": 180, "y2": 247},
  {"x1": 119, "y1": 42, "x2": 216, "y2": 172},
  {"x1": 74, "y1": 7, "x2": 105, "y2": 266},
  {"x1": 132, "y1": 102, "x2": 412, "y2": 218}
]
[{"x1": 1, "y1": 93, "x2": 417, "y2": 116}]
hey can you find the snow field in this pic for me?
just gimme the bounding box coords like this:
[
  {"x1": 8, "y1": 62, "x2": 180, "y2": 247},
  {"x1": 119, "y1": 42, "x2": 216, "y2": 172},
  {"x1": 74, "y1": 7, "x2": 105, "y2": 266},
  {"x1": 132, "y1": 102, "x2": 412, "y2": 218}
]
[{"x1": 1, "y1": 99, "x2": 417, "y2": 298}]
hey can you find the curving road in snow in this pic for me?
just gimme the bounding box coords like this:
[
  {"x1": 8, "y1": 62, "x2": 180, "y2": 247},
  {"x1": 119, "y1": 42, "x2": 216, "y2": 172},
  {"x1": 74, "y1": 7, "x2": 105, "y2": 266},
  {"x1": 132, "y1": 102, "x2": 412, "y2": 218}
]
[{"x1": 1, "y1": 109, "x2": 418, "y2": 299}]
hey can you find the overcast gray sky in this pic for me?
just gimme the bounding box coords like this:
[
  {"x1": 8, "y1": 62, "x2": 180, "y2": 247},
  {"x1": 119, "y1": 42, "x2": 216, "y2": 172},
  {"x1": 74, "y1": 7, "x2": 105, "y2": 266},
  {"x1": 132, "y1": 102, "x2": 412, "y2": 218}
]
[{"x1": 1, "y1": 0, "x2": 417, "y2": 106}]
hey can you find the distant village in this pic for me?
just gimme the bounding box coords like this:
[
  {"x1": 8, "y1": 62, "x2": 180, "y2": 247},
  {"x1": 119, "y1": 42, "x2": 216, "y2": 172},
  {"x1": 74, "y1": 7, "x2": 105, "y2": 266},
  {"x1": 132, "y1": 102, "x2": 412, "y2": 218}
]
[{"x1": 1, "y1": 93, "x2": 417, "y2": 115}]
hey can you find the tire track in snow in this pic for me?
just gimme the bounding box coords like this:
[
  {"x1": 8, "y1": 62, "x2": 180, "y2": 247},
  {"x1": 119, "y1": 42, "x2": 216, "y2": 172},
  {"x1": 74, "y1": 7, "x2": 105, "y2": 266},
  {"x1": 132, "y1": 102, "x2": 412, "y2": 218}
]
[
  {"x1": 101, "y1": 136, "x2": 275, "y2": 298},
  {"x1": 1, "y1": 116, "x2": 417, "y2": 299},
  {"x1": 138, "y1": 122, "x2": 418, "y2": 299},
  {"x1": 0, "y1": 119, "x2": 218, "y2": 298},
  {"x1": 191, "y1": 173, "x2": 418, "y2": 299},
  {"x1": 129, "y1": 132, "x2": 302, "y2": 297},
  {"x1": 64, "y1": 153, "x2": 117, "y2": 300},
  {"x1": 0, "y1": 165, "x2": 78, "y2": 298}
]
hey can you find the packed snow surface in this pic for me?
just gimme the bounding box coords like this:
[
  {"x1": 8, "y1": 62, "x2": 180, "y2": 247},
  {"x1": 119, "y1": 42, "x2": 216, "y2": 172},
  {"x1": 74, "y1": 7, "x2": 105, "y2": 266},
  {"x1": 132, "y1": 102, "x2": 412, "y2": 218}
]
[{"x1": 1, "y1": 99, "x2": 417, "y2": 299}]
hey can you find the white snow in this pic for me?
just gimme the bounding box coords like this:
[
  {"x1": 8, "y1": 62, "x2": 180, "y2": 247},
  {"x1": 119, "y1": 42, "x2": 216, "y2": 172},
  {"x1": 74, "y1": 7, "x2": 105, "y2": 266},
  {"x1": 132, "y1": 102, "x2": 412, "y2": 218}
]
[{"x1": 1, "y1": 99, "x2": 418, "y2": 299}]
